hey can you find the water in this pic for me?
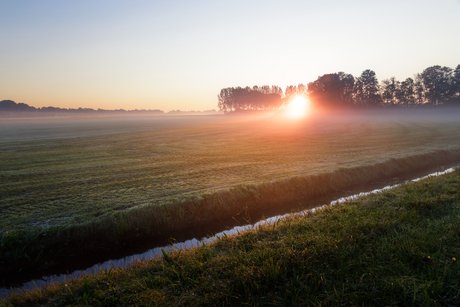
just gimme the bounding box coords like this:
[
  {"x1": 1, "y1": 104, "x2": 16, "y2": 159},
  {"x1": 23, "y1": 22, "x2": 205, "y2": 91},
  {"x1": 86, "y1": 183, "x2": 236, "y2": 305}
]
[{"x1": 0, "y1": 167, "x2": 456, "y2": 298}]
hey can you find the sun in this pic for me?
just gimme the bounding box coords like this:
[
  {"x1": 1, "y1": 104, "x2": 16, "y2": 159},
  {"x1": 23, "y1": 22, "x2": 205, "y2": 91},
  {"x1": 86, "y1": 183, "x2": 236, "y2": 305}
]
[{"x1": 285, "y1": 96, "x2": 310, "y2": 118}]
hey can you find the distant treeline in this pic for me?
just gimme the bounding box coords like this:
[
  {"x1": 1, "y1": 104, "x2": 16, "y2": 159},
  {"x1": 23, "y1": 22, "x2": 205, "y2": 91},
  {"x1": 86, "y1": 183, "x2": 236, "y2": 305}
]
[
  {"x1": 0, "y1": 100, "x2": 165, "y2": 116},
  {"x1": 0, "y1": 100, "x2": 220, "y2": 117},
  {"x1": 218, "y1": 64, "x2": 460, "y2": 112}
]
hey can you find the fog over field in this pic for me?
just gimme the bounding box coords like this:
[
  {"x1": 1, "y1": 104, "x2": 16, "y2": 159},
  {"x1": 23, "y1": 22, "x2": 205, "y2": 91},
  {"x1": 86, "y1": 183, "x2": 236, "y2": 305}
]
[
  {"x1": 2, "y1": 109, "x2": 460, "y2": 235},
  {"x1": 0, "y1": 116, "x2": 220, "y2": 142},
  {"x1": 2, "y1": 0, "x2": 460, "y2": 303},
  {"x1": 2, "y1": 109, "x2": 460, "y2": 300}
]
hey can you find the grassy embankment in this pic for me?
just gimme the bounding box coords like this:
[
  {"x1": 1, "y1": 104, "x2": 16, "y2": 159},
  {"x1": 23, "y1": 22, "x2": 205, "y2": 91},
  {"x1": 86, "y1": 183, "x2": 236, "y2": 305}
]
[
  {"x1": 1, "y1": 112, "x2": 460, "y2": 266},
  {"x1": 3, "y1": 162, "x2": 460, "y2": 306}
]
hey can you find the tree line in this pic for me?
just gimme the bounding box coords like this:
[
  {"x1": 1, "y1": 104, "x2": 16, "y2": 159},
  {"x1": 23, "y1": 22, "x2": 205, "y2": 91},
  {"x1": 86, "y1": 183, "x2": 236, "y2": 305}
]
[
  {"x1": 0, "y1": 100, "x2": 223, "y2": 117},
  {"x1": 0, "y1": 100, "x2": 165, "y2": 115},
  {"x1": 217, "y1": 64, "x2": 460, "y2": 112},
  {"x1": 217, "y1": 85, "x2": 285, "y2": 112}
]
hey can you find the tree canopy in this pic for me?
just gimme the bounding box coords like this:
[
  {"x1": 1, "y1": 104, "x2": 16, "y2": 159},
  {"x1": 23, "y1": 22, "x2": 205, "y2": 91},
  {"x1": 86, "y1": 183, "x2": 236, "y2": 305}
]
[
  {"x1": 217, "y1": 86, "x2": 284, "y2": 112},
  {"x1": 218, "y1": 64, "x2": 460, "y2": 112}
]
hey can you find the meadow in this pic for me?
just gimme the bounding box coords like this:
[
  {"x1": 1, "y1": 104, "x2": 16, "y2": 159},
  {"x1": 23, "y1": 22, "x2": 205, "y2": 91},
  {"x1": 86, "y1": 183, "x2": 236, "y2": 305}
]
[
  {"x1": 2, "y1": 109, "x2": 460, "y2": 267},
  {"x1": 3, "y1": 155, "x2": 460, "y2": 306}
]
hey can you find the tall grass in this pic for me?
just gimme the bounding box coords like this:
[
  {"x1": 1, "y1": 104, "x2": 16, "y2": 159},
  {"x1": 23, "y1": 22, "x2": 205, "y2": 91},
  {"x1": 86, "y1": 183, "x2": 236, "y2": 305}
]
[
  {"x1": 3, "y1": 164, "x2": 460, "y2": 306},
  {"x1": 2, "y1": 148, "x2": 460, "y2": 267}
]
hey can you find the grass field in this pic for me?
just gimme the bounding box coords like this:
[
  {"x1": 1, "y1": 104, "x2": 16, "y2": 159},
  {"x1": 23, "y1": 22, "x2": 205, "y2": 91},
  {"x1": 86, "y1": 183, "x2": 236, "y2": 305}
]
[
  {"x1": 2, "y1": 109, "x2": 460, "y2": 265},
  {"x1": 3, "y1": 156, "x2": 460, "y2": 306}
]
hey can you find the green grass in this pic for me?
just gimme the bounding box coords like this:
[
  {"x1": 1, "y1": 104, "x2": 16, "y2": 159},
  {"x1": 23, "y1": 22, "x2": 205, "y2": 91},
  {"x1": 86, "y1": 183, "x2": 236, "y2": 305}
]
[
  {"x1": 3, "y1": 161, "x2": 460, "y2": 306},
  {"x1": 2, "y1": 111, "x2": 460, "y2": 264}
]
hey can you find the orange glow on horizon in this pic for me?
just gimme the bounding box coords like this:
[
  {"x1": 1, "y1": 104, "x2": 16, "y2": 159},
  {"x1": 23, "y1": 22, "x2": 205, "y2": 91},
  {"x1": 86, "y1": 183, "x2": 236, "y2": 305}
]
[{"x1": 284, "y1": 96, "x2": 310, "y2": 119}]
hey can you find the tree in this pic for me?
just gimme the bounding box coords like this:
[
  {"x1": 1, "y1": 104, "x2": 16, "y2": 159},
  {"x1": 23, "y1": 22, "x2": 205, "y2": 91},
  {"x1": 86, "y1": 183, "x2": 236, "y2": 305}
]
[
  {"x1": 355, "y1": 69, "x2": 381, "y2": 107},
  {"x1": 284, "y1": 85, "x2": 298, "y2": 100},
  {"x1": 400, "y1": 77, "x2": 415, "y2": 106},
  {"x1": 217, "y1": 88, "x2": 234, "y2": 112},
  {"x1": 380, "y1": 77, "x2": 398, "y2": 105},
  {"x1": 413, "y1": 74, "x2": 426, "y2": 104},
  {"x1": 453, "y1": 64, "x2": 460, "y2": 100},
  {"x1": 271, "y1": 85, "x2": 283, "y2": 97},
  {"x1": 338, "y1": 72, "x2": 356, "y2": 105},
  {"x1": 307, "y1": 72, "x2": 355, "y2": 108},
  {"x1": 419, "y1": 65, "x2": 453, "y2": 105}
]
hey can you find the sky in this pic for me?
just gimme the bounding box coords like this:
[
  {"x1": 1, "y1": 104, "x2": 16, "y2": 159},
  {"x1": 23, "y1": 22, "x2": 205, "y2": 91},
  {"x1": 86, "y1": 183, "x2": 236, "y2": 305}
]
[{"x1": 1, "y1": 0, "x2": 459, "y2": 112}]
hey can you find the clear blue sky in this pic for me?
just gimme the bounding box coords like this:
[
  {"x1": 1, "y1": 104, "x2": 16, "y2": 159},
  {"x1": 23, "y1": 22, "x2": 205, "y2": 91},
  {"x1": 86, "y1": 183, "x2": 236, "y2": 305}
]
[{"x1": 1, "y1": 0, "x2": 459, "y2": 111}]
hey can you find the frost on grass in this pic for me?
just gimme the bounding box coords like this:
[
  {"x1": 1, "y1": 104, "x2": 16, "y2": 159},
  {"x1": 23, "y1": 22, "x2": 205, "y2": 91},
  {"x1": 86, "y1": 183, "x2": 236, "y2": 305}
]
[{"x1": 29, "y1": 216, "x2": 75, "y2": 229}]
